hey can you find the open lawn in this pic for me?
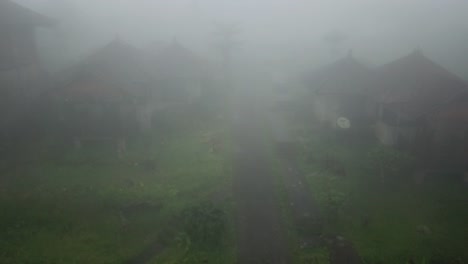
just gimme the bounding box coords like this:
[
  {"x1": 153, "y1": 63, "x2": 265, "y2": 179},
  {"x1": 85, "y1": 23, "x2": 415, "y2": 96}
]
[{"x1": 0, "y1": 120, "x2": 235, "y2": 263}]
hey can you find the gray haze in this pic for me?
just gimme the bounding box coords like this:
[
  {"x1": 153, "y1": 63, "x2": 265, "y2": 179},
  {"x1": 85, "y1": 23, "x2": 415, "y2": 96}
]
[{"x1": 16, "y1": 0, "x2": 468, "y2": 78}]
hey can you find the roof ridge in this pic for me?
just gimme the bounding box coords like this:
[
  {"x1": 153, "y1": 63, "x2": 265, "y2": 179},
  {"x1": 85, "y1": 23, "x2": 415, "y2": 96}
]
[{"x1": 0, "y1": 0, "x2": 54, "y2": 26}]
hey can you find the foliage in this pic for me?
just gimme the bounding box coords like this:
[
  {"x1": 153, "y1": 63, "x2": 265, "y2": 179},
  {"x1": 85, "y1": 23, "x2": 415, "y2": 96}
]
[
  {"x1": 299, "y1": 246, "x2": 330, "y2": 264},
  {"x1": 300, "y1": 129, "x2": 467, "y2": 263},
  {"x1": 367, "y1": 146, "x2": 415, "y2": 182},
  {"x1": 0, "y1": 121, "x2": 233, "y2": 263},
  {"x1": 308, "y1": 172, "x2": 348, "y2": 223},
  {"x1": 174, "y1": 232, "x2": 192, "y2": 253},
  {"x1": 180, "y1": 202, "x2": 226, "y2": 247}
]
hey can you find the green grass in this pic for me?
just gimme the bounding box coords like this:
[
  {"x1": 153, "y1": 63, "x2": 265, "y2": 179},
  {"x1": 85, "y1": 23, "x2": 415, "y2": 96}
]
[
  {"x1": 299, "y1": 130, "x2": 468, "y2": 263},
  {"x1": 0, "y1": 120, "x2": 235, "y2": 263},
  {"x1": 269, "y1": 133, "x2": 331, "y2": 263},
  {"x1": 297, "y1": 246, "x2": 330, "y2": 264}
]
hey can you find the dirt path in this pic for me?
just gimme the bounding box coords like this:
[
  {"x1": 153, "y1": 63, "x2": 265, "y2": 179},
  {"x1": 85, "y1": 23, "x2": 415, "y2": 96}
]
[
  {"x1": 271, "y1": 111, "x2": 362, "y2": 264},
  {"x1": 271, "y1": 112, "x2": 322, "y2": 244},
  {"x1": 231, "y1": 99, "x2": 291, "y2": 264}
]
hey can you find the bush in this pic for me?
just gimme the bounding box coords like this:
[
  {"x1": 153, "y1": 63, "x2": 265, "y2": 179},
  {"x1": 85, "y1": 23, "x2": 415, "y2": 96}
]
[
  {"x1": 180, "y1": 202, "x2": 226, "y2": 247},
  {"x1": 367, "y1": 146, "x2": 415, "y2": 183}
]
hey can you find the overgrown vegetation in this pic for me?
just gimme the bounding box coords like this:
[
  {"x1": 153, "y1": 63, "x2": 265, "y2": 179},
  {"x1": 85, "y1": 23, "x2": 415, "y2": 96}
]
[
  {"x1": 367, "y1": 145, "x2": 416, "y2": 183},
  {"x1": 298, "y1": 128, "x2": 468, "y2": 263},
  {"x1": 181, "y1": 202, "x2": 226, "y2": 246},
  {"x1": 0, "y1": 114, "x2": 235, "y2": 263}
]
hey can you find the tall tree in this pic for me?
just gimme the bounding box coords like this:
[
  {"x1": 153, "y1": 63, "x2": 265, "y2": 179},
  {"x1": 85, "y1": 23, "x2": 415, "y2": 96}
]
[
  {"x1": 322, "y1": 30, "x2": 348, "y2": 60},
  {"x1": 212, "y1": 22, "x2": 240, "y2": 80}
]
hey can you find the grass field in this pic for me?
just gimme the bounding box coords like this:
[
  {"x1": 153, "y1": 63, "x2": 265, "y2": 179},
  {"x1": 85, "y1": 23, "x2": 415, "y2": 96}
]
[
  {"x1": 2, "y1": 106, "x2": 466, "y2": 263},
  {"x1": 0, "y1": 118, "x2": 235, "y2": 263},
  {"x1": 298, "y1": 129, "x2": 468, "y2": 264}
]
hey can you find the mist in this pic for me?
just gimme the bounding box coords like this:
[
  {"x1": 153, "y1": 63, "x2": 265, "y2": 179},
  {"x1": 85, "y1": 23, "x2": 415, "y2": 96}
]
[
  {"x1": 14, "y1": 0, "x2": 468, "y2": 77},
  {"x1": 1, "y1": 0, "x2": 468, "y2": 263}
]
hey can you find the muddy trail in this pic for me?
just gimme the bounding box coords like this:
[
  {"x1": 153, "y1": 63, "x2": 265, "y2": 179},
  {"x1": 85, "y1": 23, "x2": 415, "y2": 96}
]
[{"x1": 231, "y1": 99, "x2": 291, "y2": 264}]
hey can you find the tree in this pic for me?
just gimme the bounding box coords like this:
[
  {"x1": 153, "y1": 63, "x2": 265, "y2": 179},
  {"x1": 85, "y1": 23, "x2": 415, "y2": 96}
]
[
  {"x1": 322, "y1": 30, "x2": 348, "y2": 59},
  {"x1": 212, "y1": 22, "x2": 240, "y2": 84}
]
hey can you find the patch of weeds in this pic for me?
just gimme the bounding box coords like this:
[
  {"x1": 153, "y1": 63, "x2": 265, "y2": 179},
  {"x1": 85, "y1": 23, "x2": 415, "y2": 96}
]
[
  {"x1": 180, "y1": 202, "x2": 226, "y2": 247},
  {"x1": 299, "y1": 246, "x2": 330, "y2": 264},
  {"x1": 366, "y1": 145, "x2": 415, "y2": 183},
  {"x1": 0, "y1": 119, "x2": 234, "y2": 263},
  {"x1": 174, "y1": 231, "x2": 192, "y2": 253},
  {"x1": 307, "y1": 172, "x2": 348, "y2": 224}
]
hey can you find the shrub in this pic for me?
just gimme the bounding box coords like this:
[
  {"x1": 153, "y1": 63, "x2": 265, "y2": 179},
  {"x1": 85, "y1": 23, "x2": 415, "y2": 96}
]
[
  {"x1": 180, "y1": 202, "x2": 226, "y2": 247},
  {"x1": 367, "y1": 146, "x2": 415, "y2": 183}
]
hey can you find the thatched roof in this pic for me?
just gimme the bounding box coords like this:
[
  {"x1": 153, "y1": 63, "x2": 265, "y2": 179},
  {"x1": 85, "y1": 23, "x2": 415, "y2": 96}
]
[
  {"x1": 375, "y1": 49, "x2": 468, "y2": 120},
  {"x1": 304, "y1": 52, "x2": 376, "y2": 95},
  {"x1": 72, "y1": 39, "x2": 148, "y2": 84},
  {"x1": 0, "y1": 0, "x2": 54, "y2": 27},
  {"x1": 146, "y1": 40, "x2": 205, "y2": 81},
  {"x1": 54, "y1": 39, "x2": 150, "y2": 101}
]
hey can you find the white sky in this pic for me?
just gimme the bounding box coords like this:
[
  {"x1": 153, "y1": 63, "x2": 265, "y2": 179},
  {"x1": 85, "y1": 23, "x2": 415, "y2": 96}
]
[{"x1": 14, "y1": 0, "x2": 468, "y2": 76}]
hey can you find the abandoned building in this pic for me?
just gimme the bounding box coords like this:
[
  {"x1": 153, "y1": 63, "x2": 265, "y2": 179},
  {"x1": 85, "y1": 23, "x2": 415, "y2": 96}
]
[
  {"x1": 372, "y1": 49, "x2": 468, "y2": 152},
  {"x1": 47, "y1": 39, "x2": 153, "y2": 153},
  {"x1": 146, "y1": 39, "x2": 209, "y2": 105},
  {"x1": 304, "y1": 51, "x2": 377, "y2": 130},
  {"x1": 0, "y1": 0, "x2": 54, "y2": 138}
]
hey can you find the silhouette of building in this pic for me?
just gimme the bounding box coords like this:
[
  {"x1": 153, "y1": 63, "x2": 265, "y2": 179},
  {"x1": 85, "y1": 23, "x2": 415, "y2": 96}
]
[
  {"x1": 373, "y1": 49, "x2": 468, "y2": 149},
  {"x1": 146, "y1": 39, "x2": 208, "y2": 104},
  {"x1": 304, "y1": 51, "x2": 376, "y2": 129},
  {"x1": 47, "y1": 39, "x2": 152, "y2": 149},
  {"x1": 0, "y1": 0, "x2": 54, "y2": 139}
]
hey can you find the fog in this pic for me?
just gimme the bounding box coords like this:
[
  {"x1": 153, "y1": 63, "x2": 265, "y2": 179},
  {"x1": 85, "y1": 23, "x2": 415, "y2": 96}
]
[
  {"x1": 16, "y1": 0, "x2": 468, "y2": 77},
  {"x1": 2, "y1": 1, "x2": 468, "y2": 263}
]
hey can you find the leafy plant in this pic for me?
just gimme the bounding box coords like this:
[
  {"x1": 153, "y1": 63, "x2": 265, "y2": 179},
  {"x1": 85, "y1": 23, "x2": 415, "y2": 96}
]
[
  {"x1": 367, "y1": 146, "x2": 415, "y2": 183},
  {"x1": 180, "y1": 202, "x2": 226, "y2": 247},
  {"x1": 309, "y1": 172, "x2": 348, "y2": 223},
  {"x1": 322, "y1": 175, "x2": 347, "y2": 221},
  {"x1": 174, "y1": 232, "x2": 192, "y2": 253},
  {"x1": 299, "y1": 246, "x2": 330, "y2": 264}
]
